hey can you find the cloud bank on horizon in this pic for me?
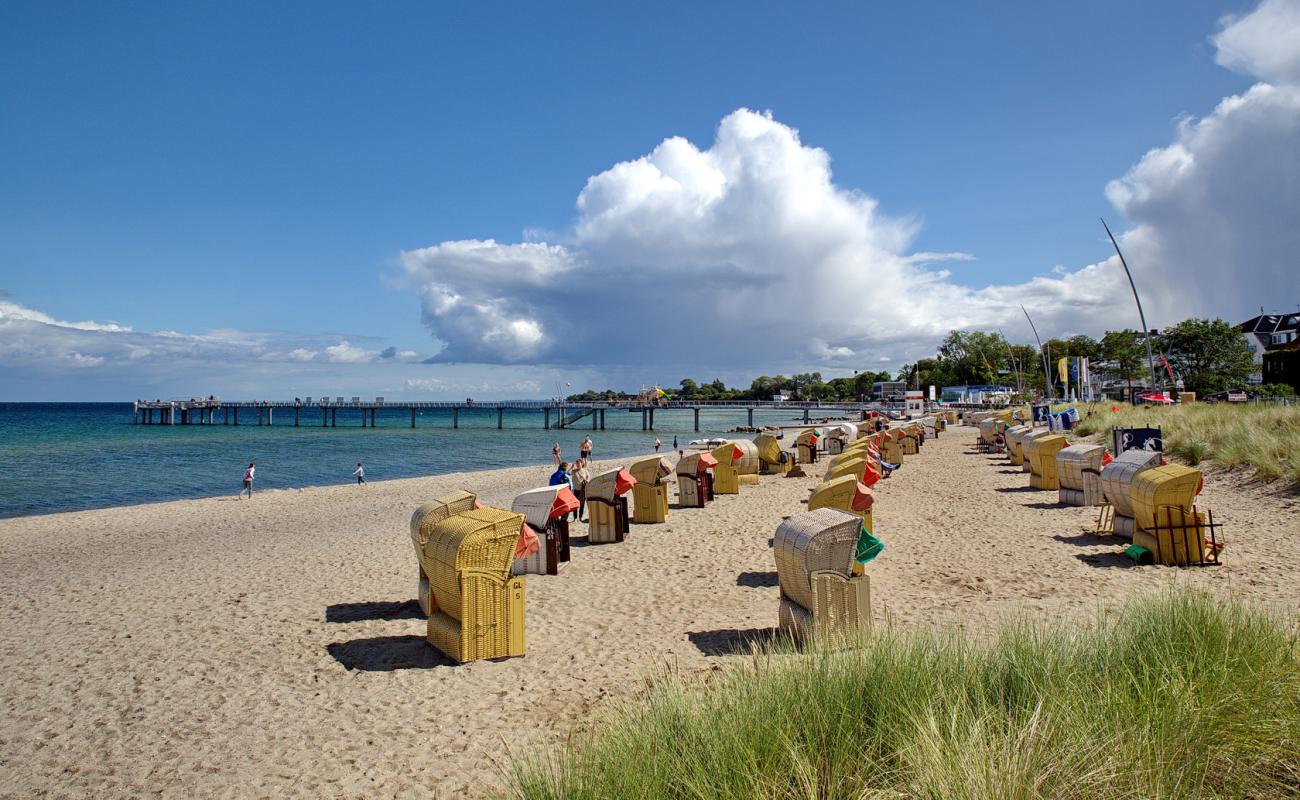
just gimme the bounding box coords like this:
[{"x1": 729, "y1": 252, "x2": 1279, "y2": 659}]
[
  {"x1": 403, "y1": 0, "x2": 1300, "y2": 369},
  {"x1": 3, "y1": 0, "x2": 1297, "y2": 398}
]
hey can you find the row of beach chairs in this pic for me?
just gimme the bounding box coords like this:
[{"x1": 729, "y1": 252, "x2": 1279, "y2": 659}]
[{"x1": 971, "y1": 410, "x2": 1222, "y2": 568}]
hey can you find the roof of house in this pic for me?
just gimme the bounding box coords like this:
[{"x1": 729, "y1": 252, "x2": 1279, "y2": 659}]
[{"x1": 1239, "y1": 313, "x2": 1300, "y2": 335}]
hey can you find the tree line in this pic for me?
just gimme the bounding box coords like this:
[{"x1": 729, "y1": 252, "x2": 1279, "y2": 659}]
[{"x1": 565, "y1": 317, "x2": 1290, "y2": 403}]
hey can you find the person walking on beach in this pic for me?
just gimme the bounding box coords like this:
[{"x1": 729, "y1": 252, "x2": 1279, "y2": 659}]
[
  {"x1": 552, "y1": 442, "x2": 562, "y2": 466},
  {"x1": 580, "y1": 435, "x2": 592, "y2": 462},
  {"x1": 570, "y1": 458, "x2": 590, "y2": 522},
  {"x1": 353, "y1": 462, "x2": 365, "y2": 484},
  {"x1": 241, "y1": 461, "x2": 255, "y2": 499},
  {"x1": 672, "y1": 435, "x2": 678, "y2": 450},
  {"x1": 654, "y1": 438, "x2": 662, "y2": 453}
]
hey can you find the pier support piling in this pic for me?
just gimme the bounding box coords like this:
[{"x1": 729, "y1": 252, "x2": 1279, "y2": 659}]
[
  {"x1": 331, "y1": 408, "x2": 337, "y2": 427},
  {"x1": 747, "y1": 408, "x2": 754, "y2": 427},
  {"x1": 648, "y1": 408, "x2": 654, "y2": 430},
  {"x1": 453, "y1": 407, "x2": 459, "y2": 429},
  {"x1": 294, "y1": 407, "x2": 299, "y2": 427},
  {"x1": 544, "y1": 408, "x2": 551, "y2": 430},
  {"x1": 694, "y1": 408, "x2": 700, "y2": 431},
  {"x1": 411, "y1": 408, "x2": 417, "y2": 428},
  {"x1": 497, "y1": 408, "x2": 504, "y2": 429},
  {"x1": 600, "y1": 409, "x2": 605, "y2": 430}
]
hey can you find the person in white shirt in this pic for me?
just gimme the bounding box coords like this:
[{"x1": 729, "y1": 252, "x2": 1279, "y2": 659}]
[
  {"x1": 241, "y1": 462, "x2": 255, "y2": 499},
  {"x1": 353, "y1": 462, "x2": 365, "y2": 484}
]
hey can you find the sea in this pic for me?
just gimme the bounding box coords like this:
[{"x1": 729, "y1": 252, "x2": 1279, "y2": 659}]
[{"x1": 0, "y1": 403, "x2": 811, "y2": 519}]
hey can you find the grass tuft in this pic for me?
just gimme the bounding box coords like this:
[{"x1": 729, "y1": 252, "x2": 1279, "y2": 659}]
[{"x1": 506, "y1": 589, "x2": 1299, "y2": 800}]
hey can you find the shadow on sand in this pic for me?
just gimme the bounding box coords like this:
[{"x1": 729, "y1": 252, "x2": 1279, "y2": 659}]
[
  {"x1": 325, "y1": 600, "x2": 424, "y2": 623},
  {"x1": 735, "y1": 571, "x2": 779, "y2": 588},
  {"x1": 688, "y1": 627, "x2": 781, "y2": 657},
  {"x1": 1074, "y1": 551, "x2": 1134, "y2": 569},
  {"x1": 326, "y1": 635, "x2": 454, "y2": 671}
]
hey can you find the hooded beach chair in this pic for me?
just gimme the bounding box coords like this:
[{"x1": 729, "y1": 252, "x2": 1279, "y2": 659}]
[
  {"x1": 733, "y1": 439, "x2": 761, "y2": 485},
  {"x1": 774, "y1": 508, "x2": 873, "y2": 639},
  {"x1": 1018, "y1": 429, "x2": 1053, "y2": 473},
  {"x1": 755, "y1": 433, "x2": 791, "y2": 475},
  {"x1": 586, "y1": 467, "x2": 636, "y2": 543},
  {"x1": 1129, "y1": 464, "x2": 1213, "y2": 565},
  {"x1": 824, "y1": 423, "x2": 857, "y2": 455},
  {"x1": 877, "y1": 431, "x2": 903, "y2": 466},
  {"x1": 1004, "y1": 425, "x2": 1033, "y2": 466},
  {"x1": 1056, "y1": 444, "x2": 1107, "y2": 506},
  {"x1": 511, "y1": 485, "x2": 580, "y2": 575},
  {"x1": 629, "y1": 455, "x2": 673, "y2": 523},
  {"x1": 413, "y1": 504, "x2": 527, "y2": 663},
  {"x1": 1025, "y1": 434, "x2": 1069, "y2": 490},
  {"x1": 823, "y1": 456, "x2": 881, "y2": 488},
  {"x1": 1098, "y1": 449, "x2": 1163, "y2": 540},
  {"x1": 796, "y1": 429, "x2": 820, "y2": 464},
  {"x1": 900, "y1": 424, "x2": 921, "y2": 455},
  {"x1": 676, "y1": 451, "x2": 718, "y2": 508},
  {"x1": 711, "y1": 441, "x2": 746, "y2": 494}
]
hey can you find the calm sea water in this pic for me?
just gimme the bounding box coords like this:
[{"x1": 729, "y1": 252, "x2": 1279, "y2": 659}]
[{"x1": 0, "y1": 403, "x2": 810, "y2": 519}]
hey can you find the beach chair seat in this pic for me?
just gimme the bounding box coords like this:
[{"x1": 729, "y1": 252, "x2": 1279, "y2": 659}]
[
  {"x1": 414, "y1": 505, "x2": 526, "y2": 663},
  {"x1": 774, "y1": 509, "x2": 871, "y2": 639},
  {"x1": 510, "y1": 485, "x2": 580, "y2": 575},
  {"x1": 586, "y1": 468, "x2": 635, "y2": 543},
  {"x1": 1026, "y1": 434, "x2": 1069, "y2": 490},
  {"x1": 795, "y1": 429, "x2": 820, "y2": 464},
  {"x1": 1056, "y1": 444, "x2": 1106, "y2": 506},
  {"x1": 629, "y1": 456, "x2": 673, "y2": 523}
]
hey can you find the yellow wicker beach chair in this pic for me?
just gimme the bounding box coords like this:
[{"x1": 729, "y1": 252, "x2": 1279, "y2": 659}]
[
  {"x1": 1056, "y1": 444, "x2": 1106, "y2": 506},
  {"x1": 900, "y1": 424, "x2": 921, "y2": 455},
  {"x1": 1018, "y1": 430, "x2": 1052, "y2": 473},
  {"x1": 733, "y1": 439, "x2": 761, "y2": 485},
  {"x1": 795, "y1": 429, "x2": 820, "y2": 465},
  {"x1": 410, "y1": 490, "x2": 478, "y2": 615},
  {"x1": 418, "y1": 505, "x2": 526, "y2": 663},
  {"x1": 824, "y1": 424, "x2": 857, "y2": 455},
  {"x1": 510, "y1": 485, "x2": 580, "y2": 576},
  {"x1": 676, "y1": 451, "x2": 718, "y2": 508},
  {"x1": 1129, "y1": 464, "x2": 1208, "y2": 565},
  {"x1": 711, "y1": 441, "x2": 744, "y2": 494},
  {"x1": 629, "y1": 456, "x2": 672, "y2": 523},
  {"x1": 774, "y1": 508, "x2": 871, "y2": 639},
  {"x1": 1004, "y1": 425, "x2": 1033, "y2": 465},
  {"x1": 1098, "y1": 449, "x2": 1163, "y2": 540},
  {"x1": 808, "y1": 474, "x2": 875, "y2": 533},
  {"x1": 754, "y1": 433, "x2": 792, "y2": 475},
  {"x1": 586, "y1": 467, "x2": 635, "y2": 543},
  {"x1": 1026, "y1": 434, "x2": 1069, "y2": 490},
  {"x1": 877, "y1": 432, "x2": 902, "y2": 465}
]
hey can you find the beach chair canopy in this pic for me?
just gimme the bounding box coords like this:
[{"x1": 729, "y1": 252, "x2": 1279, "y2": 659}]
[
  {"x1": 1099, "y1": 449, "x2": 1163, "y2": 517},
  {"x1": 630, "y1": 455, "x2": 673, "y2": 485},
  {"x1": 810, "y1": 474, "x2": 875, "y2": 513},
  {"x1": 1025, "y1": 434, "x2": 1069, "y2": 474},
  {"x1": 826, "y1": 423, "x2": 857, "y2": 440},
  {"x1": 1056, "y1": 444, "x2": 1105, "y2": 491},
  {"x1": 512, "y1": 485, "x2": 580, "y2": 528},
  {"x1": 732, "y1": 439, "x2": 760, "y2": 474},
  {"x1": 796, "y1": 429, "x2": 820, "y2": 446},
  {"x1": 676, "y1": 451, "x2": 718, "y2": 476},
  {"x1": 410, "y1": 489, "x2": 478, "y2": 554},
  {"x1": 421, "y1": 506, "x2": 523, "y2": 622},
  {"x1": 587, "y1": 467, "x2": 636, "y2": 501},
  {"x1": 711, "y1": 440, "x2": 744, "y2": 466},
  {"x1": 753, "y1": 434, "x2": 783, "y2": 464},
  {"x1": 774, "y1": 508, "x2": 861, "y2": 610},
  {"x1": 1130, "y1": 464, "x2": 1203, "y2": 531}
]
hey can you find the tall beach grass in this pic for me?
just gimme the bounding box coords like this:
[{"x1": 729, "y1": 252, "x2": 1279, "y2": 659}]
[
  {"x1": 508, "y1": 589, "x2": 1298, "y2": 799},
  {"x1": 1071, "y1": 402, "x2": 1300, "y2": 487}
]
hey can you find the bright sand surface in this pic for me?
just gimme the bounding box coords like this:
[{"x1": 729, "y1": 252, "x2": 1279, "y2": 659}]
[{"x1": 2, "y1": 427, "x2": 1297, "y2": 798}]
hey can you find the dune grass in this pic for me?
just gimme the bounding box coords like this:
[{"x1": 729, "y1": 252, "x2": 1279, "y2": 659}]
[
  {"x1": 1070, "y1": 402, "x2": 1300, "y2": 487},
  {"x1": 507, "y1": 589, "x2": 1298, "y2": 800}
]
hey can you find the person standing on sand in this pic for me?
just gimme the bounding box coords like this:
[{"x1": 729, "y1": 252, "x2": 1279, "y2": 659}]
[
  {"x1": 580, "y1": 436, "x2": 592, "y2": 462},
  {"x1": 654, "y1": 438, "x2": 662, "y2": 453},
  {"x1": 549, "y1": 461, "x2": 572, "y2": 490},
  {"x1": 241, "y1": 461, "x2": 255, "y2": 499},
  {"x1": 353, "y1": 462, "x2": 365, "y2": 484},
  {"x1": 552, "y1": 442, "x2": 562, "y2": 466},
  {"x1": 570, "y1": 458, "x2": 590, "y2": 522},
  {"x1": 672, "y1": 435, "x2": 678, "y2": 450}
]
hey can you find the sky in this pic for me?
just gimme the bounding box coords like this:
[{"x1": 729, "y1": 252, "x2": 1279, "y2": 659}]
[{"x1": 2, "y1": 0, "x2": 1298, "y2": 400}]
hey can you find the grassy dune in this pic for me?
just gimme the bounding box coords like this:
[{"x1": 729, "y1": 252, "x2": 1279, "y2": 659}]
[
  {"x1": 1071, "y1": 402, "x2": 1300, "y2": 487},
  {"x1": 507, "y1": 590, "x2": 1298, "y2": 799}
]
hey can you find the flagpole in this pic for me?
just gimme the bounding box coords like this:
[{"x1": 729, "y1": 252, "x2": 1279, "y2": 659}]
[
  {"x1": 1102, "y1": 219, "x2": 1159, "y2": 396},
  {"x1": 1021, "y1": 305, "x2": 1055, "y2": 401}
]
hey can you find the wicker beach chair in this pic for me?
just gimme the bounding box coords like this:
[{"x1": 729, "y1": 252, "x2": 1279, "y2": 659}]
[
  {"x1": 511, "y1": 485, "x2": 580, "y2": 575},
  {"x1": 629, "y1": 456, "x2": 673, "y2": 523},
  {"x1": 808, "y1": 474, "x2": 875, "y2": 532},
  {"x1": 586, "y1": 467, "x2": 636, "y2": 543},
  {"x1": 824, "y1": 424, "x2": 857, "y2": 455},
  {"x1": 676, "y1": 451, "x2": 718, "y2": 508},
  {"x1": 795, "y1": 429, "x2": 820, "y2": 465},
  {"x1": 711, "y1": 441, "x2": 745, "y2": 494},
  {"x1": 1026, "y1": 434, "x2": 1069, "y2": 490},
  {"x1": 1018, "y1": 430, "x2": 1053, "y2": 473},
  {"x1": 774, "y1": 508, "x2": 872, "y2": 639},
  {"x1": 417, "y1": 505, "x2": 527, "y2": 663},
  {"x1": 900, "y1": 424, "x2": 921, "y2": 455},
  {"x1": 410, "y1": 490, "x2": 478, "y2": 616},
  {"x1": 1056, "y1": 444, "x2": 1106, "y2": 506},
  {"x1": 733, "y1": 439, "x2": 761, "y2": 485},
  {"x1": 823, "y1": 456, "x2": 880, "y2": 488},
  {"x1": 1129, "y1": 464, "x2": 1211, "y2": 565},
  {"x1": 877, "y1": 431, "x2": 903, "y2": 466},
  {"x1": 754, "y1": 433, "x2": 792, "y2": 475},
  {"x1": 1098, "y1": 449, "x2": 1163, "y2": 540},
  {"x1": 1004, "y1": 425, "x2": 1033, "y2": 466}
]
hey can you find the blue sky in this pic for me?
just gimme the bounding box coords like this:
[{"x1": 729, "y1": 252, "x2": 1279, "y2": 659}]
[{"x1": 3, "y1": 0, "x2": 1297, "y2": 399}]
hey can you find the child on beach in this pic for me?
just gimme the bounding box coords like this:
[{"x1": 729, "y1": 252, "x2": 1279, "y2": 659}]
[
  {"x1": 353, "y1": 462, "x2": 365, "y2": 484},
  {"x1": 580, "y1": 436, "x2": 592, "y2": 462},
  {"x1": 654, "y1": 438, "x2": 662, "y2": 453},
  {"x1": 552, "y1": 442, "x2": 562, "y2": 466},
  {"x1": 241, "y1": 462, "x2": 255, "y2": 499}
]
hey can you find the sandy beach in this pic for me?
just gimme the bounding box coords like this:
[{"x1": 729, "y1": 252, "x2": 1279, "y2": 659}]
[{"x1": 2, "y1": 426, "x2": 1297, "y2": 799}]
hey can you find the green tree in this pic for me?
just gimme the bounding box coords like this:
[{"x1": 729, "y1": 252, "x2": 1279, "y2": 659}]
[
  {"x1": 1100, "y1": 329, "x2": 1147, "y2": 395},
  {"x1": 936, "y1": 330, "x2": 1011, "y2": 385},
  {"x1": 678, "y1": 378, "x2": 699, "y2": 398},
  {"x1": 1161, "y1": 318, "x2": 1255, "y2": 395}
]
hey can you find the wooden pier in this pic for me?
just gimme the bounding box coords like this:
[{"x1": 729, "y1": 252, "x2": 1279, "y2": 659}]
[{"x1": 131, "y1": 398, "x2": 881, "y2": 431}]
